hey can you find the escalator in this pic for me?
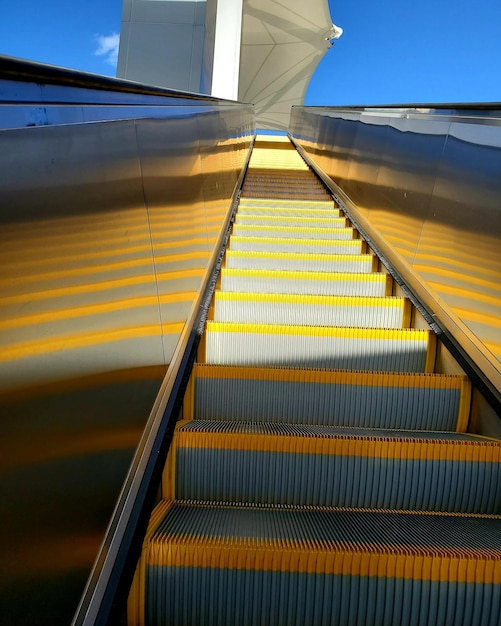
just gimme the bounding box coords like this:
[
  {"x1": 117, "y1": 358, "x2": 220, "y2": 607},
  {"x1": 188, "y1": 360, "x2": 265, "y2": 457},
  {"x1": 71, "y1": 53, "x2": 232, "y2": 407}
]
[{"x1": 127, "y1": 136, "x2": 501, "y2": 625}]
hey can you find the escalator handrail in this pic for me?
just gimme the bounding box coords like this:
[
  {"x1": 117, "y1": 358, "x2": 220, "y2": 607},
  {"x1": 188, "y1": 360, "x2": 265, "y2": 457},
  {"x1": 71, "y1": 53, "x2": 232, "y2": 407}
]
[{"x1": 0, "y1": 55, "x2": 235, "y2": 104}]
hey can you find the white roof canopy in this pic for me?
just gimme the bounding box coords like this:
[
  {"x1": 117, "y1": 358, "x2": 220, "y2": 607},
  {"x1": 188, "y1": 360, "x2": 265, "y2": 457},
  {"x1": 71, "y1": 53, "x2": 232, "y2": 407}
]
[
  {"x1": 239, "y1": 0, "x2": 335, "y2": 131},
  {"x1": 117, "y1": 0, "x2": 337, "y2": 132}
]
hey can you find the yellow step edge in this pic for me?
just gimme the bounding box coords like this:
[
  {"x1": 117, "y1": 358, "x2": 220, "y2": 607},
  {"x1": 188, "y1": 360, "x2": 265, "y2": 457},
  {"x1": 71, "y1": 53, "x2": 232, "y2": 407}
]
[
  {"x1": 456, "y1": 377, "x2": 473, "y2": 432},
  {"x1": 162, "y1": 419, "x2": 193, "y2": 499},
  {"x1": 236, "y1": 208, "x2": 339, "y2": 216},
  {"x1": 229, "y1": 236, "x2": 362, "y2": 250},
  {"x1": 182, "y1": 370, "x2": 195, "y2": 421},
  {"x1": 192, "y1": 363, "x2": 468, "y2": 390},
  {"x1": 175, "y1": 428, "x2": 501, "y2": 463},
  {"x1": 225, "y1": 250, "x2": 375, "y2": 266},
  {"x1": 214, "y1": 291, "x2": 406, "y2": 309},
  {"x1": 205, "y1": 322, "x2": 429, "y2": 341},
  {"x1": 221, "y1": 267, "x2": 388, "y2": 283},
  {"x1": 425, "y1": 332, "x2": 437, "y2": 373},
  {"x1": 233, "y1": 224, "x2": 349, "y2": 234},
  {"x1": 235, "y1": 214, "x2": 342, "y2": 223},
  {"x1": 402, "y1": 298, "x2": 412, "y2": 328},
  {"x1": 128, "y1": 498, "x2": 174, "y2": 626},
  {"x1": 239, "y1": 199, "x2": 334, "y2": 207},
  {"x1": 146, "y1": 517, "x2": 501, "y2": 582}
]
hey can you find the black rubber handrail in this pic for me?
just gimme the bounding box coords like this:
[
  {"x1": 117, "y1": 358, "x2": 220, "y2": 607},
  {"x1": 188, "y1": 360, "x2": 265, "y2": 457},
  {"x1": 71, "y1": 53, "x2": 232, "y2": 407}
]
[
  {"x1": 0, "y1": 55, "x2": 228, "y2": 103},
  {"x1": 293, "y1": 103, "x2": 501, "y2": 115}
]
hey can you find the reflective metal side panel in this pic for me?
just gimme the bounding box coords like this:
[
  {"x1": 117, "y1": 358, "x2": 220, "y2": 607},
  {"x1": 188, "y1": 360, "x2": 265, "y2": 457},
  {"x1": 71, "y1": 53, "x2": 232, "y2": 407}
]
[
  {"x1": 290, "y1": 106, "x2": 501, "y2": 398},
  {"x1": 0, "y1": 93, "x2": 253, "y2": 624}
]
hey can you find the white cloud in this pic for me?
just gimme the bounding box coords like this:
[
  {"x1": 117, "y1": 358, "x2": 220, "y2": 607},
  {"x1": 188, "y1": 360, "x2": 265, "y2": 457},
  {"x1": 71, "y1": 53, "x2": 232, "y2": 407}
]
[{"x1": 94, "y1": 33, "x2": 120, "y2": 67}]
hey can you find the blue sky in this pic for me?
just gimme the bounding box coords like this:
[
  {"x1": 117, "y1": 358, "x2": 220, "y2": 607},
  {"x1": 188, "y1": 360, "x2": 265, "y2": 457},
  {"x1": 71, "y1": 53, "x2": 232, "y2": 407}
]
[
  {"x1": 0, "y1": 1, "x2": 122, "y2": 76},
  {"x1": 308, "y1": 0, "x2": 501, "y2": 105},
  {"x1": 1, "y1": 0, "x2": 500, "y2": 105}
]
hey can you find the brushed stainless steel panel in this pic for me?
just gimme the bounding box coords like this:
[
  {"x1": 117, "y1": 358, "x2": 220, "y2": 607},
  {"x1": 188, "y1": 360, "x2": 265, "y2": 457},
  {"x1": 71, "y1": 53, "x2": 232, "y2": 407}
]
[
  {"x1": 0, "y1": 120, "x2": 164, "y2": 392},
  {"x1": 0, "y1": 368, "x2": 165, "y2": 625},
  {"x1": 415, "y1": 121, "x2": 501, "y2": 356},
  {"x1": 290, "y1": 106, "x2": 501, "y2": 386},
  {"x1": 0, "y1": 100, "x2": 254, "y2": 625},
  {"x1": 367, "y1": 116, "x2": 449, "y2": 264}
]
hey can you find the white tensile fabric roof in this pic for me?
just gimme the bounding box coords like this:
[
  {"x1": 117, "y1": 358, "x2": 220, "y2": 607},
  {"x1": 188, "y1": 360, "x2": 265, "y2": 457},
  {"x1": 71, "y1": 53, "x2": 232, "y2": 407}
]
[{"x1": 239, "y1": 0, "x2": 335, "y2": 131}]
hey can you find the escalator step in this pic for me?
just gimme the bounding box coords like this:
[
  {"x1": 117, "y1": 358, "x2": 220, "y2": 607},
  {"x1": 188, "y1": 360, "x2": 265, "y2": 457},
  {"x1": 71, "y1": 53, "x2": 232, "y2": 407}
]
[
  {"x1": 190, "y1": 364, "x2": 470, "y2": 431},
  {"x1": 220, "y1": 268, "x2": 391, "y2": 297},
  {"x1": 241, "y1": 188, "x2": 327, "y2": 194},
  {"x1": 235, "y1": 208, "x2": 339, "y2": 223},
  {"x1": 212, "y1": 292, "x2": 411, "y2": 328},
  {"x1": 138, "y1": 501, "x2": 501, "y2": 626},
  {"x1": 224, "y1": 250, "x2": 377, "y2": 273},
  {"x1": 204, "y1": 322, "x2": 435, "y2": 373},
  {"x1": 232, "y1": 223, "x2": 352, "y2": 237},
  {"x1": 238, "y1": 199, "x2": 336, "y2": 210},
  {"x1": 170, "y1": 421, "x2": 500, "y2": 513},
  {"x1": 243, "y1": 181, "x2": 326, "y2": 188},
  {"x1": 229, "y1": 236, "x2": 364, "y2": 255}
]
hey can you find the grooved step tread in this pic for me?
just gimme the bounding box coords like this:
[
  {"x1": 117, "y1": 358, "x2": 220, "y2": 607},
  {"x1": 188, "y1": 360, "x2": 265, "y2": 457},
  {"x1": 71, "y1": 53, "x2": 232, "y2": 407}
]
[
  {"x1": 229, "y1": 236, "x2": 363, "y2": 254},
  {"x1": 235, "y1": 213, "x2": 343, "y2": 225},
  {"x1": 212, "y1": 291, "x2": 411, "y2": 329},
  {"x1": 238, "y1": 199, "x2": 335, "y2": 208},
  {"x1": 233, "y1": 223, "x2": 350, "y2": 235},
  {"x1": 142, "y1": 502, "x2": 501, "y2": 625},
  {"x1": 224, "y1": 250, "x2": 377, "y2": 273},
  {"x1": 190, "y1": 363, "x2": 471, "y2": 432},
  {"x1": 220, "y1": 267, "x2": 391, "y2": 297},
  {"x1": 204, "y1": 322, "x2": 435, "y2": 374},
  {"x1": 205, "y1": 322, "x2": 431, "y2": 340},
  {"x1": 170, "y1": 421, "x2": 501, "y2": 512},
  {"x1": 241, "y1": 192, "x2": 329, "y2": 199},
  {"x1": 178, "y1": 420, "x2": 494, "y2": 445},
  {"x1": 148, "y1": 501, "x2": 501, "y2": 562}
]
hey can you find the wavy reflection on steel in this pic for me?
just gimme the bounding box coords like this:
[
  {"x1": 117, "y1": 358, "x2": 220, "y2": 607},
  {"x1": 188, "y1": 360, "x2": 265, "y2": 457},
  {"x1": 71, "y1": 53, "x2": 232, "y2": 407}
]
[
  {"x1": 0, "y1": 67, "x2": 253, "y2": 626},
  {"x1": 290, "y1": 106, "x2": 501, "y2": 388}
]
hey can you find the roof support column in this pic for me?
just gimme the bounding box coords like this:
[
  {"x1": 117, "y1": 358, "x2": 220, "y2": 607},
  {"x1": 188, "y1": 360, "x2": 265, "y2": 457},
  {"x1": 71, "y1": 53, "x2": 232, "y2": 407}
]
[{"x1": 210, "y1": 0, "x2": 243, "y2": 100}]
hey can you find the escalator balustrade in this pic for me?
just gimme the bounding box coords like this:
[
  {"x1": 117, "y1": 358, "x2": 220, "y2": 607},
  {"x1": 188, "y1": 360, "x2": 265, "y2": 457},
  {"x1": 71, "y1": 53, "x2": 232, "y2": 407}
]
[{"x1": 128, "y1": 137, "x2": 501, "y2": 625}]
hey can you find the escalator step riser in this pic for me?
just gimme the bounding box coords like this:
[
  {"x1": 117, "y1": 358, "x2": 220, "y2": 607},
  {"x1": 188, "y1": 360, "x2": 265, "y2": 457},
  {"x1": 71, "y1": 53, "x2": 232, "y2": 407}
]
[
  {"x1": 238, "y1": 200, "x2": 335, "y2": 209},
  {"x1": 233, "y1": 224, "x2": 351, "y2": 237},
  {"x1": 241, "y1": 192, "x2": 329, "y2": 199},
  {"x1": 204, "y1": 323, "x2": 434, "y2": 373},
  {"x1": 192, "y1": 364, "x2": 470, "y2": 431},
  {"x1": 229, "y1": 236, "x2": 363, "y2": 255},
  {"x1": 139, "y1": 502, "x2": 501, "y2": 626},
  {"x1": 172, "y1": 425, "x2": 500, "y2": 513},
  {"x1": 145, "y1": 566, "x2": 500, "y2": 626},
  {"x1": 235, "y1": 214, "x2": 343, "y2": 226},
  {"x1": 243, "y1": 179, "x2": 325, "y2": 185},
  {"x1": 150, "y1": 502, "x2": 501, "y2": 556},
  {"x1": 225, "y1": 250, "x2": 376, "y2": 273},
  {"x1": 213, "y1": 292, "x2": 409, "y2": 328},
  {"x1": 243, "y1": 177, "x2": 324, "y2": 183},
  {"x1": 243, "y1": 179, "x2": 324, "y2": 183},
  {"x1": 241, "y1": 189, "x2": 328, "y2": 196},
  {"x1": 237, "y1": 209, "x2": 341, "y2": 219},
  {"x1": 220, "y1": 269, "x2": 390, "y2": 297}
]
